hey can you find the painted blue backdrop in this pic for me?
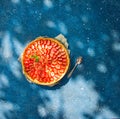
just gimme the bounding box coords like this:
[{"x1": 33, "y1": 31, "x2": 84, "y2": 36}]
[{"x1": 0, "y1": 0, "x2": 120, "y2": 119}]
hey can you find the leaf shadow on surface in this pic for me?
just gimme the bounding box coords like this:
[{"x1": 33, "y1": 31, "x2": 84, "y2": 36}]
[
  {"x1": 0, "y1": 0, "x2": 120, "y2": 119},
  {"x1": 69, "y1": 44, "x2": 120, "y2": 119}
]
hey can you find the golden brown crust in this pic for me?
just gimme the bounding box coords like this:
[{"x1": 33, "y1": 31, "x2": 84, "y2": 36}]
[{"x1": 21, "y1": 37, "x2": 70, "y2": 86}]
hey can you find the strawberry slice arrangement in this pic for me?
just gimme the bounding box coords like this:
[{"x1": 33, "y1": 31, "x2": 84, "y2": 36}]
[{"x1": 21, "y1": 37, "x2": 70, "y2": 86}]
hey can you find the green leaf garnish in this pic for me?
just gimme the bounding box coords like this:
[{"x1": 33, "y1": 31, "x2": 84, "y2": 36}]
[{"x1": 31, "y1": 54, "x2": 39, "y2": 62}]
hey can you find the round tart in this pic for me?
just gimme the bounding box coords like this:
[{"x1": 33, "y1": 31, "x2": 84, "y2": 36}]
[{"x1": 21, "y1": 36, "x2": 70, "y2": 86}]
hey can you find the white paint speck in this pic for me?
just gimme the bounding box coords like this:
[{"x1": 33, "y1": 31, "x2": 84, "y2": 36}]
[
  {"x1": 111, "y1": 30, "x2": 119, "y2": 40},
  {"x1": 87, "y1": 48, "x2": 95, "y2": 57},
  {"x1": 58, "y1": 22, "x2": 68, "y2": 35},
  {"x1": 14, "y1": 25, "x2": 22, "y2": 33},
  {"x1": 38, "y1": 105, "x2": 47, "y2": 117},
  {"x1": 77, "y1": 41, "x2": 84, "y2": 49},
  {"x1": 46, "y1": 21, "x2": 56, "y2": 28},
  {"x1": 26, "y1": 0, "x2": 32, "y2": 4},
  {"x1": 44, "y1": 0, "x2": 53, "y2": 8},
  {"x1": 81, "y1": 15, "x2": 88, "y2": 23},
  {"x1": 11, "y1": 0, "x2": 20, "y2": 4},
  {"x1": 112, "y1": 42, "x2": 120, "y2": 52},
  {"x1": 97, "y1": 63, "x2": 107, "y2": 73}
]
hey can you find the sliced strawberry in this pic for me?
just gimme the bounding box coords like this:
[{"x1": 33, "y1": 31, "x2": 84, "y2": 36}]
[{"x1": 21, "y1": 37, "x2": 70, "y2": 86}]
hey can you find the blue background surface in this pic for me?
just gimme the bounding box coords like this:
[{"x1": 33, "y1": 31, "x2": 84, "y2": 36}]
[{"x1": 0, "y1": 0, "x2": 120, "y2": 119}]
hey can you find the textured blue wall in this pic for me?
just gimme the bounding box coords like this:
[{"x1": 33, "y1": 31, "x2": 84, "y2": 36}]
[{"x1": 0, "y1": 0, "x2": 120, "y2": 119}]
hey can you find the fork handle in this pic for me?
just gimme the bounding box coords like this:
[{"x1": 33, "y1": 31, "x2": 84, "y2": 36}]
[{"x1": 67, "y1": 63, "x2": 78, "y2": 78}]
